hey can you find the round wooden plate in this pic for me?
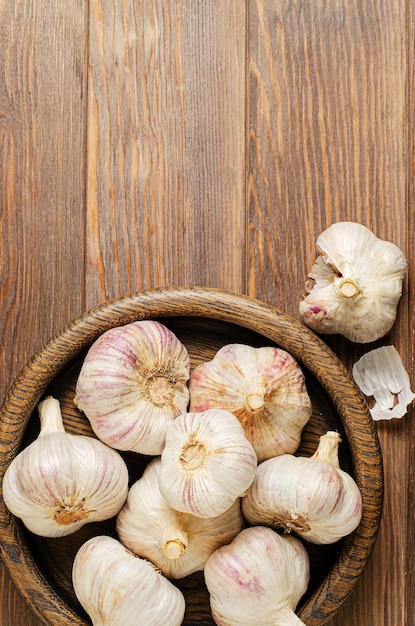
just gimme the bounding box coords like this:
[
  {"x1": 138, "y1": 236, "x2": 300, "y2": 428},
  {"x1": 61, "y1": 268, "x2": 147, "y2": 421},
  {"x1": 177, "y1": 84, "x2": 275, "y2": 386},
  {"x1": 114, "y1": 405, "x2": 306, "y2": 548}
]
[{"x1": 0, "y1": 287, "x2": 383, "y2": 626}]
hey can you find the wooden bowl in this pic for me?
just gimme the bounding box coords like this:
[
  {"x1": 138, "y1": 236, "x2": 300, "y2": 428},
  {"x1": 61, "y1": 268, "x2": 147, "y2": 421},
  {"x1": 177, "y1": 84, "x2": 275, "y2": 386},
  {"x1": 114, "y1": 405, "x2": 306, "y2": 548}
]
[{"x1": 0, "y1": 287, "x2": 383, "y2": 625}]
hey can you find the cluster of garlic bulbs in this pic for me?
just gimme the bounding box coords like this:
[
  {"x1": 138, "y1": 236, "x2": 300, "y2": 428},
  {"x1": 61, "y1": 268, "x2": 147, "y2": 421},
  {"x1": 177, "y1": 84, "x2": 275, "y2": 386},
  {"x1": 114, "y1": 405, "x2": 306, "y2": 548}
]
[{"x1": 3, "y1": 319, "x2": 364, "y2": 625}]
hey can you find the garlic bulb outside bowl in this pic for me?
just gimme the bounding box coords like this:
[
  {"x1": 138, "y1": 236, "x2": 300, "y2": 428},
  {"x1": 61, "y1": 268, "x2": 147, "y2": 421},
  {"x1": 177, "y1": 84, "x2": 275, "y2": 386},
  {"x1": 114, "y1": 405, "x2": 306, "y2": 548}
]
[
  {"x1": 299, "y1": 222, "x2": 407, "y2": 343},
  {"x1": 116, "y1": 457, "x2": 244, "y2": 578},
  {"x1": 188, "y1": 343, "x2": 312, "y2": 462},
  {"x1": 158, "y1": 408, "x2": 257, "y2": 518},
  {"x1": 72, "y1": 535, "x2": 186, "y2": 626},
  {"x1": 74, "y1": 320, "x2": 190, "y2": 455},
  {"x1": 2, "y1": 396, "x2": 129, "y2": 538}
]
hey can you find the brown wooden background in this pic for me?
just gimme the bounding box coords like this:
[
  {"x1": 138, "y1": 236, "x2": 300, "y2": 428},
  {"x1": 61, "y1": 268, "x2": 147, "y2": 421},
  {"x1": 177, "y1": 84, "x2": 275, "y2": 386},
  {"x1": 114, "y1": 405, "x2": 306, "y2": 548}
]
[{"x1": 1, "y1": 1, "x2": 413, "y2": 624}]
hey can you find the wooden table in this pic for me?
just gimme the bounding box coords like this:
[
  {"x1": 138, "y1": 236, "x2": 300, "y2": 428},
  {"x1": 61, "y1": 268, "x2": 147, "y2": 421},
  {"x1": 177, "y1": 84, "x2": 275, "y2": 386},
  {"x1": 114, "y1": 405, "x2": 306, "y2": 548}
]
[{"x1": 1, "y1": 1, "x2": 413, "y2": 624}]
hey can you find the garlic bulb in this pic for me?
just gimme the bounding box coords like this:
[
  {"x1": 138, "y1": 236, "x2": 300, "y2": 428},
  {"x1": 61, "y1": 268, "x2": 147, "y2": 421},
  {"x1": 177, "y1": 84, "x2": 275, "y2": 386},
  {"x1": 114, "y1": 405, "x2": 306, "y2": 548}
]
[
  {"x1": 188, "y1": 343, "x2": 312, "y2": 462},
  {"x1": 158, "y1": 408, "x2": 257, "y2": 518},
  {"x1": 2, "y1": 396, "x2": 129, "y2": 537},
  {"x1": 116, "y1": 457, "x2": 244, "y2": 578},
  {"x1": 299, "y1": 222, "x2": 407, "y2": 343},
  {"x1": 242, "y1": 431, "x2": 362, "y2": 544},
  {"x1": 74, "y1": 320, "x2": 190, "y2": 455},
  {"x1": 72, "y1": 535, "x2": 185, "y2": 626},
  {"x1": 204, "y1": 526, "x2": 309, "y2": 626}
]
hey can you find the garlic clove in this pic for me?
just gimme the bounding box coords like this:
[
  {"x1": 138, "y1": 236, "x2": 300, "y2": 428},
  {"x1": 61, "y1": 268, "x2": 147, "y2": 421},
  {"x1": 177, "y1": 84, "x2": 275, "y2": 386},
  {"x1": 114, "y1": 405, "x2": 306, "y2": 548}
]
[
  {"x1": 158, "y1": 408, "x2": 257, "y2": 518},
  {"x1": 2, "y1": 396, "x2": 129, "y2": 537},
  {"x1": 204, "y1": 526, "x2": 309, "y2": 626},
  {"x1": 116, "y1": 457, "x2": 244, "y2": 578},
  {"x1": 299, "y1": 222, "x2": 407, "y2": 343},
  {"x1": 242, "y1": 431, "x2": 362, "y2": 545},
  {"x1": 74, "y1": 320, "x2": 190, "y2": 455},
  {"x1": 188, "y1": 343, "x2": 312, "y2": 462},
  {"x1": 352, "y1": 345, "x2": 415, "y2": 420},
  {"x1": 72, "y1": 535, "x2": 186, "y2": 626}
]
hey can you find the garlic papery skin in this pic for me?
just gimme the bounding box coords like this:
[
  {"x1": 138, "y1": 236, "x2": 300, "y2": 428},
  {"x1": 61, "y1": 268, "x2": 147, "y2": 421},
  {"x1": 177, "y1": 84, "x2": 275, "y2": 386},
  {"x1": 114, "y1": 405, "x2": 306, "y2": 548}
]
[
  {"x1": 2, "y1": 396, "x2": 129, "y2": 538},
  {"x1": 72, "y1": 535, "x2": 185, "y2": 626},
  {"x1": 158, "y1": 408, "x2": 257, "y2": 518},
  {"x1": 204, "y1": 526, "x2": 309, "y2": 626},
  {"x1": 188, "y1": 343, "x2": 312, "y2": 462},
  {"x1": 116, "y1": 457, "x2": 244, "y2": 578},
  {"x1": 352, "y1": 345, "x2": 415, "y2": 420},
  {"x1": 242, "y1": 431, "x2": 362, "y2": 544},
  {"x1": 299, "y1": 222, "x2": 407, "y2": 343},
  {"x1": 74, "y1": 320, "x2": 190, "y2": 455}
]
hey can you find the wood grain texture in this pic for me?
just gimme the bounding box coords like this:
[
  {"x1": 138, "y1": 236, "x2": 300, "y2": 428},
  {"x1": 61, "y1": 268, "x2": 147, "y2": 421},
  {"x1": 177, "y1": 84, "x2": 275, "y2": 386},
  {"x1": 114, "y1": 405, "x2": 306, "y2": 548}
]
[
  {"x1": 86, "y1": 0, "x2": 247, "y2": 304},
  {"x1": 0, "y1": 0, "x2": 413, "y2": 624},
  {"x1": 0, "y1": 2, "x2": 88, "y2": 625}
]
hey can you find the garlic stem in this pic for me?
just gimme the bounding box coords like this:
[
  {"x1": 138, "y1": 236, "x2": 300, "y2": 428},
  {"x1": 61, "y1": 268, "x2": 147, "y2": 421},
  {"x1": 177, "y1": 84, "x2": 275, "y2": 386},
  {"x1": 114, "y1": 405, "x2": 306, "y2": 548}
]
[
  {"x1": 338, "y1": 278, "x2": 359, "y2": 298},
  {"x1": 245, "y1": 393, "x2": 265, "y2": 412},
  {"x1": 162, "y1": 530, "x2": 188, "y2": 560},
  {"x1": 310, "y1": 431, "x2": 341, "y2": 469},
  {"x1": 37, "y1": 396, "x2": 66, "y2": 436}
]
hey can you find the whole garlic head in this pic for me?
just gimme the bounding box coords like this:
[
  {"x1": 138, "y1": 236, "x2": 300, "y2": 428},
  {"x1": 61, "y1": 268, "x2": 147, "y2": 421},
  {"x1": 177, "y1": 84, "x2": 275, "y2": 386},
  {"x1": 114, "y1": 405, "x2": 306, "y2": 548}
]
[
  {"x1": 74, "y1": 320, "x2": 190, "y2": 455},
  {"x1": 188, "y1": 343, "x2": 312, "y2": 462},
  {"x1": 116, "y1": 457, "x2": 244, "y2": 578},
  {"x1": 72, "y1": 535, "x2": 186, "y2": 626},
  {"x1": 299, "y1": 222, "x2": 407, "y2": 343},
  {"x1": 158, "y1": 408, "x2": 257, "y2": 518},
  {"x1": 204, "y1": 526, "x2": 309, "y2": 626},
  {"x1": 2, "y1": 396, "x2": 129, "y2": 537},
  {"x1": 242, "y1": 431, "x2": 362, "y2": 544}
]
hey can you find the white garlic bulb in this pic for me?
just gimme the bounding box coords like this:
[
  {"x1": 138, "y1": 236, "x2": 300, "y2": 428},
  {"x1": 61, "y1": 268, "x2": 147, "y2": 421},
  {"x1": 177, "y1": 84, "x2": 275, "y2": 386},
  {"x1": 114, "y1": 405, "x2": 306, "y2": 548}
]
[
  {"x1": 2, "y1": 396, "x2": 129, "y2": 537},
  {"x1": 158, "y1": 408, "x2": 257, "y2": 518},
  {"x1": 299, "y1": 222, "x2": 407, "y2": 343},
  {"x1": 242, "y1": 431, "x2": 362, "y2": 544},
  {"x1": 72, "y1": 535, "x2": 186, "y2": 626},
  {"x1": 204, "y1": 526, "x2": 309, "y2": 626},
  {"x1": 116, "y1": 457, "x2": 244, "y2": 578},
  {"x1": 74, "y1": 320, "x2": 190, "y2": 455},
  {"x1": 188, "y1": 343, "x2": 312, "y2": 462}
]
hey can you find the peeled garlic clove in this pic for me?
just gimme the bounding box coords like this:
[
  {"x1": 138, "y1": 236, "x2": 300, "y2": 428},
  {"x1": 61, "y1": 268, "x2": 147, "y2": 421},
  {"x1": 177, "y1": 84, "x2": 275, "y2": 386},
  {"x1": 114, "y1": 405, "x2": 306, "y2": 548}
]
[
  {"x1": 2, "y1": 396, "x2": 129, "y2": 537},
  {"x1": 74, "y1": 320, "x2": 190, "y2": 455},
  {"x1": 188, "y1": 343, "x2": 312, "y2": 462},
  {"x1": 353, "y1": 345, "x2": 415, "y2": 420},
  {"x1": 204, "y1": 526, "x2": 309, "y2": 626},
  {"x1": 299, "y1": 222, "x2": 407, "y2": 343},
  {"x1": 72, "y1": 535, "x2": 185, "y2": 626},
  {"x1": 158, "y1": 408, "x2": 257, "y2": 518},
  {"x1": 116, "y1": 457, "x2": 244, "y2": 578},
  {"x1": 242, "y1": 431, "x2": 362, "y2": 544}
]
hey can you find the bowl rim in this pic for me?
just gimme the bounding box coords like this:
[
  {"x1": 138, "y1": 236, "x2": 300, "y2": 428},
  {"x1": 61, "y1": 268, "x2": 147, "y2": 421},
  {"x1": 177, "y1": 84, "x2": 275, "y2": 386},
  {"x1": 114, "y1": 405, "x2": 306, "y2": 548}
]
[{"x1": 0, "y1": 286, "x2": 383, "y2": 626}]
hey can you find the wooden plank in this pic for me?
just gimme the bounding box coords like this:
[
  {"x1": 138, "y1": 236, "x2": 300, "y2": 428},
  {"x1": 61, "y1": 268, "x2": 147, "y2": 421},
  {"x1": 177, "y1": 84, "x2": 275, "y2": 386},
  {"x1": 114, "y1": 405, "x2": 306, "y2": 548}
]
[
  {"x1": 86, "y1": 0, "x2": 247, "y2": 306},
  {"x1": 247, "y1": 1, "x2": 410, "y2": 624},
  {"x1": 0, "y1": 1, "x2": 88, "y2": 624}
]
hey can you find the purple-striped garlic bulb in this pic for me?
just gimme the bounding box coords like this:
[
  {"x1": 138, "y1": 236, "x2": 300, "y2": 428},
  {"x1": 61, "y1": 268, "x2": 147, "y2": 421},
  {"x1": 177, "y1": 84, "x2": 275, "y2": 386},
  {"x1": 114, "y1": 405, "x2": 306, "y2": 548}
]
[
  {"x1": 242, "y1": 431, "x2": 363, "y2": 544},
  {"x1": 188, "y1": 343, "x2": 312, "y2": 462},
  {"x1": 116, "y1": 457, "x2": 244, "y2": 578},
  {"x1": 2, "y1": 396, "x2": 129, "y2": 537},
  {"x1": 74, "y1": 320, "x2": 190, "y2": 455},
  {"x1": 158, "y1": 408, "x2": 257, "y2": 518},
  {"x1": 204, "y1": 526, "x2": 309, "y2": 626}
]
